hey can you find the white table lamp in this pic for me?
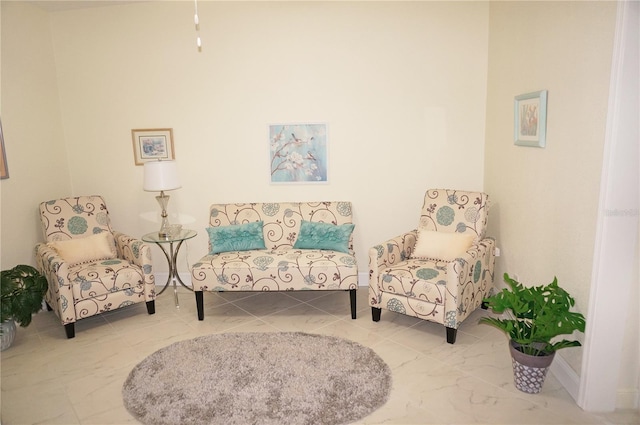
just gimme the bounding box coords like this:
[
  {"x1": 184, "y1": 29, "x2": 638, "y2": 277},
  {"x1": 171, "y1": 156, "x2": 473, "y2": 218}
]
[{"x1": 143, "y1": 160, "x2": 181, "y2": 238}]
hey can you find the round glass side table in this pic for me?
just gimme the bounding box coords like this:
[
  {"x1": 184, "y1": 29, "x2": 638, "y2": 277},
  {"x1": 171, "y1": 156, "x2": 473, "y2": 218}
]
[{"x1": 142, "y1": 229, "x2": 197, "y2": 308}]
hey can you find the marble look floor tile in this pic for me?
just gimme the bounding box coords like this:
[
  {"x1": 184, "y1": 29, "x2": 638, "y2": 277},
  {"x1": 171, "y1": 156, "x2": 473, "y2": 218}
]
[
  {"x1": 258, "y1": 303, "x2": 343, "y2": 332},
  {"x1": 299, "y1": 290, "x2": 358, "y2": 316},
  {"x1": 1, "y1": 384, "x2": 81, "y2": 424},
  {"x1": 66, "y1": 363, "x2": 139, "y2": 424},
  {"x1": 0, "y1": 285, "x2": 630, "y2": 425},
  {"x1": 282, "y1": 289, "x2": 337, "y2": 302},
  {"x1": 209, "y1": 290, "x2": 261, "y2": 302},
  {"x1": 187, "y1": 307, "x2": 269, "y2": 337},
  {"x1": 230, "y1": 291, "x2": 306, "y2": 316}
]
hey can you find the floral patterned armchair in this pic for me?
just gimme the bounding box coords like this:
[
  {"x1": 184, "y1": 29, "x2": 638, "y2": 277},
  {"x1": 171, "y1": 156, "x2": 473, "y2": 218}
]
[
  {"x1": 369, "y1": 189, "x2": 496, "y2": 343},
  {"x1": 35, "y1": 196, "x2": 156, "y2": 338}
]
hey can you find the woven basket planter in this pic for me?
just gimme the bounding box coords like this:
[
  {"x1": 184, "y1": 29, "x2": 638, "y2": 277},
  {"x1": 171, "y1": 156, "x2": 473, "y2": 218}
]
[{"x1": 509, "y1": 340, "x2": 555, "y2": 394}]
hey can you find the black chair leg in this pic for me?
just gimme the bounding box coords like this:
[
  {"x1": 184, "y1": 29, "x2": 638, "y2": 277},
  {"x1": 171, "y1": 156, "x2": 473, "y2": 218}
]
[
  {"x1": 446, "y1": 327, "x2": 457, "y2": 344},
  {"x1": 372, "y1": 307, "x2": 381, "y2": 322},
  {"x1": 64, "y1": 323, "x2": 75, "y2": 339},
  {"x1": 349, "y1": 289, "x2": 357, "y2": 319},
  {"x1": 196, "y1": 291, "x2": 204, "y2": 320},
  {"x1": 146, "y1": 300, "x2": 156, "y2": 315}
]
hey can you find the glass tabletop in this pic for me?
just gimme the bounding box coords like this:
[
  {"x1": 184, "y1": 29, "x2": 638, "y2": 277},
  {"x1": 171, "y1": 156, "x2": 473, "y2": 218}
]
[{"x1": 142, "y1": 229, "x2": 197, "y2": 244}]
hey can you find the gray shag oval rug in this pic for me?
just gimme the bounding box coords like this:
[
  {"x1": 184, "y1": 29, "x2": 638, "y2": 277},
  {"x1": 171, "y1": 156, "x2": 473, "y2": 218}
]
[{"x1": 122, "y1": 332, "x2": 392, "y2": 425}]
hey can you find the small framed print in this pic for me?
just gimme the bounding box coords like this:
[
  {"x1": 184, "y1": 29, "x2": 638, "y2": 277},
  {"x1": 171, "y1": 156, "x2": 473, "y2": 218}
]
[
  {"x1": 132, "y1": 128, "x2": 175, "y2": 165},
  {"x1": 514, "y1": 90, "x2": 547, "y2": 148}
]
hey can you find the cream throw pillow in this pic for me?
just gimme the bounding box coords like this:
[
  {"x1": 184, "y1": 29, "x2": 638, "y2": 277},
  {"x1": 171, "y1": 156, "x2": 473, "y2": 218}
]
[
  {"x1": 412, "y1": 230, "x2": 474, "y2": 261},
  {"x1": 49, "y1": 232, "x2": 117, "y2": 265}
]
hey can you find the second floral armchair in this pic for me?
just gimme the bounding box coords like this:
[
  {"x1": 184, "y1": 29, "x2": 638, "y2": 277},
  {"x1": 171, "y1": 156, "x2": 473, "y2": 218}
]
[{"x1": 369, "y1": 189, "x2": 496, "y2": 344}]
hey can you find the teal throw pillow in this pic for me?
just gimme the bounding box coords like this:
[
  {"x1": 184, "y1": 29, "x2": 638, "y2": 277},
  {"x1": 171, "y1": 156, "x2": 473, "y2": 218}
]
[
  {"x1": 293, "y1": 220, "x2": 355, "y2": 253},
  {"x1": 207, "y1": 221, "x2": 266, "y2": 254}
]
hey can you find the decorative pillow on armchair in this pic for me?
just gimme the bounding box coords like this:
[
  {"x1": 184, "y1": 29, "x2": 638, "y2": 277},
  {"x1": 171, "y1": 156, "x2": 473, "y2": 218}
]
[
  {"x1": 48, "y1": 231, "x2": 117, "y2": 265},
  {"x1": 207, "y1": 221, "x2": 266, "y2": 254},
  {"x1": 293, "y1": 220, "x2": 355, "y2": 253},
  {"x1": 411, "y1": 229, "x2": 474, "y2": 261}
]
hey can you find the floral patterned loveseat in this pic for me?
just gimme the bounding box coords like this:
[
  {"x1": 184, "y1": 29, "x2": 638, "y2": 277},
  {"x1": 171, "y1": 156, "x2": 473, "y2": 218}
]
[{"x1": 191, "y1": 202, "x2": 359, "y2": 320}]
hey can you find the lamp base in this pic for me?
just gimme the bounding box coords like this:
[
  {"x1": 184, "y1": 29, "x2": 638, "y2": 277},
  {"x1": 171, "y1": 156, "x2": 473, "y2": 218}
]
[{"x1": 156, "y1": 192, "x2": 171, "y2": 238}]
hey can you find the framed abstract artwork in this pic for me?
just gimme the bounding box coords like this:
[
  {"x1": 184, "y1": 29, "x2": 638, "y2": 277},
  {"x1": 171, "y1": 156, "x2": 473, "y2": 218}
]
[
  {"x1": 269, "y1": 123, "x2": 328, "y2": 183},
  {"x1": 514, "y1": 90, "x2": 547, "y2": 148},
  {"x1": 132, "y1": 128, "x2": 175, "y2": 165}
]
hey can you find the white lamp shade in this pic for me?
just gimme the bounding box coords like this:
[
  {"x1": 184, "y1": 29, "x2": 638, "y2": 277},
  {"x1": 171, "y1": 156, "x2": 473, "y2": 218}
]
[{"x1": 143, "y1": 160, "x2": 182, "y2": 192}]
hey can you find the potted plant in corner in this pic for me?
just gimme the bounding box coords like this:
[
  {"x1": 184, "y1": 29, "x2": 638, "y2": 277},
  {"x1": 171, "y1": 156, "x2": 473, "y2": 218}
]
[
  {"x1": 479, "y1": 273, "x2": 586, "y2": 394},
  {"x1": 1, "y1": 264, "x2": 48, "y2": 351}
]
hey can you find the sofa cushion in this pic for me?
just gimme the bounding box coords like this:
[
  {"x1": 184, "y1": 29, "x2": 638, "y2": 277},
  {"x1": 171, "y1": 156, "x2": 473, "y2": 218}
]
[
  {"x1": 380, "y1": 258, "x2": 447, "y2": 305},
  {"x1": 191, "y1": 249, "x2": 358, "y2": 292},
  {"x1": 68, "y1": 258, "x2": 146, "y2": 301},
  {"x1": 293, "y1": 221, "x2": 355, "y2": 253},
  {"x1": 207, "y1": 221, "x2": 266, "y2": 254}
]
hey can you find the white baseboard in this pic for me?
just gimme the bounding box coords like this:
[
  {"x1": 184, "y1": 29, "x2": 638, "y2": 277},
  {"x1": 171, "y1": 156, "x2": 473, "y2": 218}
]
[
  {"x1": 550, "y1": 354, "x2": 580, "y2": 402},
  {"x1": 615, "y1": 389, "x2": 640, "y2": 410},
  {"x1": 550, "y1": 353, "x2": 639, "y2": 410}
]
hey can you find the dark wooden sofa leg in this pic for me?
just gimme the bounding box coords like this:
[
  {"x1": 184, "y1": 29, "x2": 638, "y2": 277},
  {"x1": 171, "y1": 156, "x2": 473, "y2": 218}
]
[
  {"x1": 146, "y1": 300, "x2": 156, "y2": 314},
  {"x1": 196, "y1": 291, "x2": 204, "y2": 320},
  {"x1": 446, "y1": 327, "x2": 457, "y2": 344},
  {"x1": 64, "y1": 323, "x2": 75, "y2": 339},
  {"x1": 349, "y1": 289, "x2": 357, "y2": 319},
  {"x1": 372, "y1": 307, "x2": 381, "y2": 322},
  {"x1": 45, "y1": 302, "x2": 53, "y2": 312}
]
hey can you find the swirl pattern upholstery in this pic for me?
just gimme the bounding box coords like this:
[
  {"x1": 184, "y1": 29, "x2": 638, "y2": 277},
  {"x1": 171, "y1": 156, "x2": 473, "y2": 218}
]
[
  {"x1": 191, "y1": 202, "x2": 358, "y2": 320},
  {"x1": 369, "y1": 189, "x2": 496, "y2": 344},
  {"x1": 35, "y1": 196, "x2": 156, "y2": 339}
]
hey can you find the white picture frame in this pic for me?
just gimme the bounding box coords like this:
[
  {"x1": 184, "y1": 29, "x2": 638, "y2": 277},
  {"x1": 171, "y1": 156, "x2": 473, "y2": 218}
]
[{"x1": 514, "y1": 90, "x2": 548, "y2": 148}]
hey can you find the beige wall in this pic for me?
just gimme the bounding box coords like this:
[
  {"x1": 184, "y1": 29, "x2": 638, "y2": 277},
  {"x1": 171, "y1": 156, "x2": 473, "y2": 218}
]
[
  {"x1": 484, "y1": 1, "x2": 616, "y2": 378},
  {"x1": 0, "y1": 2, "x2": 71, "y2": 269},
  {"x1": 23, "y1": 1, "x2": 490, "y2": 274}
]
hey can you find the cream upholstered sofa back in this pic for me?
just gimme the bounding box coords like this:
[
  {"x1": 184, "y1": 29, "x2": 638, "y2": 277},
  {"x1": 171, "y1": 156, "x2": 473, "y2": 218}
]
[{"x1": 208, "y1": 201, "x2": 355, "y2": 253}]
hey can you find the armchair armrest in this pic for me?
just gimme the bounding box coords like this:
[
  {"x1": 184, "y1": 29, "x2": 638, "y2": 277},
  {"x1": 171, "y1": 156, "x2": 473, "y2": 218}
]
[
  {"x1": 368, "y1": 230, "x2": 417, "y2": 307},
  {"x1": 369, "y1": 230, "x2": 417, "y2": 270},
  {"x1": 113, "y1": 231, "x2": 155, "y2": 299},
  {"x1": 113, "y1": 231, "x2": 152, "y2": 269},
  {"x1": 444, "y1": 237, "x2": 496, "y2": 327},
  {"x1": 35, "y1": 243, "x2": 75, "y2": 325}
]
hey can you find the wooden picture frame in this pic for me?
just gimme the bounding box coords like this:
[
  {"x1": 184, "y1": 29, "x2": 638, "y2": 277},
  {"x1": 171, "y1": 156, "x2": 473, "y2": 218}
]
[{"x1": 132, "y1": 128, "x2": 175, "y2": 165}]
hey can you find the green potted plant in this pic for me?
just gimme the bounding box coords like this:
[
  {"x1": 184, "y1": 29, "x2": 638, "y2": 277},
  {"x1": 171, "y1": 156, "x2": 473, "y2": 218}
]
[
  {"x1": 1, "y1": 264, "x2": 48, "y2": 351},
  {"x1": 479, "y1": 273, "x2": 586, "y2": 393}
]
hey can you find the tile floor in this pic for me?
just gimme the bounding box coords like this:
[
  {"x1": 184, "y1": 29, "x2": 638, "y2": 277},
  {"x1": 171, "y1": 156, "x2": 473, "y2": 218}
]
[{"x1": 1, "y1": 287, "x2": 638, "y2": 425}]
